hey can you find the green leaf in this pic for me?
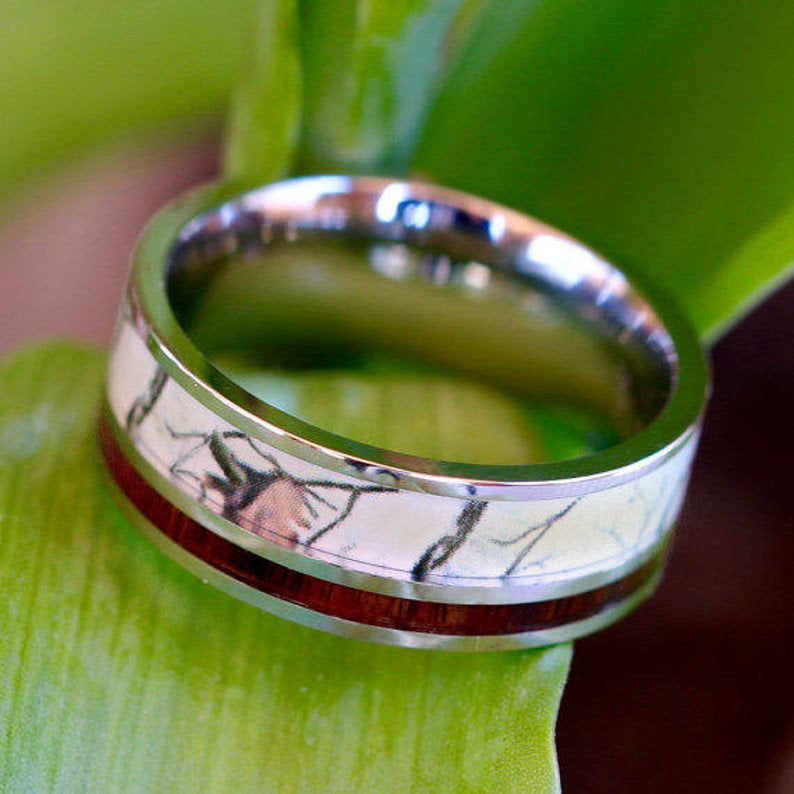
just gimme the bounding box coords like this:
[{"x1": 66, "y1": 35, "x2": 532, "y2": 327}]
[
  {"x1": 0, "y1": 343, "x2": 571, "y2": 793},
  {"x1": 413, "y1": 0, "x2": 794, "y2": 339},
  {"x1": 223, "y1": 0, "x2": 302, "y2": 183},
  {"x1": 295, "y1": 0, "x2": 479, "y2": 173},
  {"x1": 688, "y1": 200, "x2": 794, "y2": 343},
  {"x1": 3, "y1": 0, "x2": 791, "y2": 334},
  {"x1": 0, "y1": 0, "x2": 257, "y2": 193}
]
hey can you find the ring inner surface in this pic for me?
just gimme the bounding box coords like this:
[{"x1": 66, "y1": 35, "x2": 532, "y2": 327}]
[{"x1": 165, "y1": 187, "x2": 676, "y2": 467}]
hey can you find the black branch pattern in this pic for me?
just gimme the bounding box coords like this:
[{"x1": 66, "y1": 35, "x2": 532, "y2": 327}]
[
  {"x1": 411, "y1": 501, "x2": 488, "y2": 581},
  {"x1": 125, "y1": 366, "x2": 168, "y2": 432},
  {"x1": 492, "y1": 499, "x2": 580, "y2": 576}
]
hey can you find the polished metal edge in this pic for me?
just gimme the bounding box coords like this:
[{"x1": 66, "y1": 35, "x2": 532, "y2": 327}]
[
  {"x1": 106, "y1": 470, "x2": 662, "y2": 651},
  {"x1": 105, "y1": 404, "x2": 673, "y2": 606},
  {"x1": 128, "y1": 176, "x2": 710, "y2": 500}
]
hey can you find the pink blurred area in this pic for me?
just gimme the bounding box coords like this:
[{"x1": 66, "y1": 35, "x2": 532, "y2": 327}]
[
  {"x1": 0, "y1": 134, "x2": 218, "y2": 352},
  {"x1": 1, "y1": 137, "x2": 793, "y2": 793}
]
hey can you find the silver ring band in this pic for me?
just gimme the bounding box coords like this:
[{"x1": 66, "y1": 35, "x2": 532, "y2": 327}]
[{"x1": 102, "y1": 175, "x2": 708, "y2": 650}]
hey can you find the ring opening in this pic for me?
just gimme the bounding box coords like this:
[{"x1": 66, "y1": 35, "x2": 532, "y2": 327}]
[{"x1": 163, "y1": 179, "x2": 678, "y2": 467}]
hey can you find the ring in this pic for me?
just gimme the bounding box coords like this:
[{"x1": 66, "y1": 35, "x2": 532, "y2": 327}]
[{"x1": 100, "y1": 175, "x2": 708, "y2": 650}]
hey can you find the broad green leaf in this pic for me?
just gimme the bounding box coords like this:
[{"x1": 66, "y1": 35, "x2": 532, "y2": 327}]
[
  {"x1": 0, "y1": 0, "x2": 257, "y2": 194},
  {"x1": 223, "y1": 0, "x2": 302, "y2": 183},
  {"x1": 0, "y1": 343, "x2": 571, "y2": 793},
  {"x1": 414, "y1": 0, "x2": 794, "y2": 338}
]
